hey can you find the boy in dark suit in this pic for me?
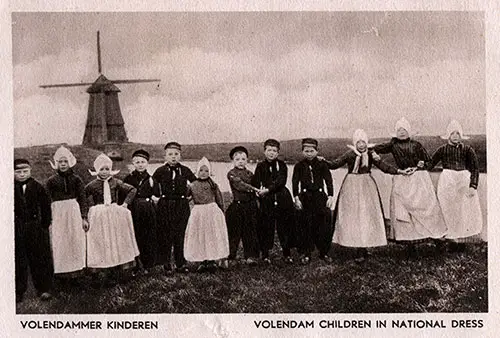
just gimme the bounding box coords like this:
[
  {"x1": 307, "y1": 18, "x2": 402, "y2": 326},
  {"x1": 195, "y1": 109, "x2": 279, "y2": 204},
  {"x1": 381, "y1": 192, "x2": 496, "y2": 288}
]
[
  {"x1": 292, "y1": 139, "x2": 335, "y2": 265},
  {"x1": 14, "y1": 159, "x2": 53, "y2": 303},
  {"x1": 153, "y1": 142, "x2": 196, "y2": 273},
  {"x1": 252, "y1": 139, "x2": 296, "y2": 264}
]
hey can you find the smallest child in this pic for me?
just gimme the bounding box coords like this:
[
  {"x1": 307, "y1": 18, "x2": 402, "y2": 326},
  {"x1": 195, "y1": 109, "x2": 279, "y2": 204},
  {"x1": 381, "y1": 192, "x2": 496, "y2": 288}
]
[
  {"x1": 226, "y1": 146, "x2": 261, "y2": 266},
  {"x1": 184, "y1": 157, "x2": 230, "y2": 272}
]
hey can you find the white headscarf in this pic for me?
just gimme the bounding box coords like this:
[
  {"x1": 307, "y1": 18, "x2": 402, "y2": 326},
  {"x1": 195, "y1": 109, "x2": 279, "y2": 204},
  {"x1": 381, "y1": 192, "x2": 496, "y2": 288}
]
[
  {"x1": 347, "y1": 129, "x2": 374, "y2": 174},
  {"x1": 89, "y1": 153, "x2": 120, "y2": 206},
  {"x1": 50, "y1": 146, "x2": 77, "y2": 169},
  {"x1": 441, "y1": 120, "x2": 470, "y2": 140},
  {"x1": 196, "y1": 157, "x2": 212, "y2": 178}
]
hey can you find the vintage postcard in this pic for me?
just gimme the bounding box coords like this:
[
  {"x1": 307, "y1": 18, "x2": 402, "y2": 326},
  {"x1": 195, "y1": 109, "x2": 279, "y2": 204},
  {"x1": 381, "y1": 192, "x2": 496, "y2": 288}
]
[{"x1": 1, "y1": 1, "x2": 499, "y2": 337}]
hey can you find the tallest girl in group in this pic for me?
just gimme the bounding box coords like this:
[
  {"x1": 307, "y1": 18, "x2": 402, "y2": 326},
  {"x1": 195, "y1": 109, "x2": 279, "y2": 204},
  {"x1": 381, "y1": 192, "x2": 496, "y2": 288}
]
[{"x1": 373, "y1": 118, "x2": 447, "y2": 255}]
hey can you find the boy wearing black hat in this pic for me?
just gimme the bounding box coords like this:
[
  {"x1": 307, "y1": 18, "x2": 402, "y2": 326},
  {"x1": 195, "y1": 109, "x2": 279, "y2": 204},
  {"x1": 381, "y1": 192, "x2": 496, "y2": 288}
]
[
  {"x1": 153, "y1": 142, "x2": 197, "y2": 273},
  {"x1": 124, "y1": 149, "x2": 161, "y2": 274},
  {"x1": 226, "y1": 146, "x2": 261, "y2": 265},
  {"x1": 252, "y1": 139, "x2": 296, "y2": 264},
  {"x1": 14, "y1": 159, "x2": 54, "y2": 303},
  {"x1": 292, "y1": 139, "x2": 335, "y2": 265}
]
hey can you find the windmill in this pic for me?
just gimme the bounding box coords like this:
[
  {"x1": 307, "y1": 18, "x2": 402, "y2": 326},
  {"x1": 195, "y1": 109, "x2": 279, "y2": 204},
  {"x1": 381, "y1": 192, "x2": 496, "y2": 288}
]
[{"x1": 40, "y1": 31, "x2": 160, "y2": 147}]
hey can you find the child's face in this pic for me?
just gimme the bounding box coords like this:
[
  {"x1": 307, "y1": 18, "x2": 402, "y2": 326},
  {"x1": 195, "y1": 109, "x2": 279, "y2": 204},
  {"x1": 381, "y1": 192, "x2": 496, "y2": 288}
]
[
  {"x1": 356, "y1": 140, "x2": 368, "y2": 153},
  {"x1": 132, "y1": 156, "x2": 148, "y2": 172},
  {"x1": 165, "y1": 148, "x2": 181, "y2": 166},
  {"x1": 198, "y1": 165, "x2": 210, "y2": 179},
  {"x1": 264, "y1": 146, "x2": 279, "y2": 161},
  {"x1": 57, "y1": 158, "x2": 70, "y2": 172},
  {"x1": 98, "y1": 166, "x2": 111, "y2": 179},
  {"x1": 302, "y1": 146, "x2": 318, "y2": 161},
  {"x1": 396, "y1": 128, "x2": 409, "y2": 140},
  {"x1": 233, "y1": 152, "x2": 248, "y2": 169},
  {"x1": 449, "y1": 131, "x2": 462, "y2": 144},
  {"x1": 14, "y1": 167, "x2": 31, "y2": 182}
]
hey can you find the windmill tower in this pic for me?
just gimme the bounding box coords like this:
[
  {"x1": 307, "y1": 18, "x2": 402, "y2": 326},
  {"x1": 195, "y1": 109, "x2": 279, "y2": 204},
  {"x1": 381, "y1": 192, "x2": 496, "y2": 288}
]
[{"x1": 40, "y1": 31, "x2": 160, "y2": 147}]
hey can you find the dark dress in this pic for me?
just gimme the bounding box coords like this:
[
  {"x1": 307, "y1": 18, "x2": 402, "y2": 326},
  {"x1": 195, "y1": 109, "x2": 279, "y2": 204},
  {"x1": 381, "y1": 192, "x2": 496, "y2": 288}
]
[
  {"x1": 15, "y1": 178, "x2": 53, "y2": 299},
  {"x1": 124, "y1": 170, "x2": 160, "y2": 269},
  {"x1": 291, "y1": 157, "x2": 334, "y2": 258},
  {"x1": 252, "y1": 159, "x2": 296, "y2": 258},
  {"x1": 152, "y1": 163, "x2": 196, "y2": 269}
]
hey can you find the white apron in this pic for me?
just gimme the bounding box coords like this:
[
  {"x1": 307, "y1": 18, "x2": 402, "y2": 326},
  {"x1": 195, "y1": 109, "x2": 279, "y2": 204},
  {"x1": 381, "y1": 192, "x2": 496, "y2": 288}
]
[
  {"x1": 390, "y1": 171, "x2": 447, "y2": 240},
  {"x1": 87, "y1": 203, "x2": 140, "y2": 268},
  {"x1": 333, "y1": 174, "x2": 387, "y2": 248},
  {"x1": 437, "y1": 170, "x2": 482, "y2": 239},
  {"x1": 50, "y1": 199, "x2": 86, "y2": 274}
]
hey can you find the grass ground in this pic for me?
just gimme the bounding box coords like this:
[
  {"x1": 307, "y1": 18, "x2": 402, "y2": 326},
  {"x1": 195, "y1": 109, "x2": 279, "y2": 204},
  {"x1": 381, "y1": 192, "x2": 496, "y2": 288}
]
[{"x1": 16, "y1": 240, "x2": 487, "y2": 314}]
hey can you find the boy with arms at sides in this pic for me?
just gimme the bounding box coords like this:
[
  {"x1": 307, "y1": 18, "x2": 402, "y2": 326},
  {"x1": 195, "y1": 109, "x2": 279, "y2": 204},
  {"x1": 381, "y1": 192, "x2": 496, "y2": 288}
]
[
  {"x1": 292, "y1": 138, "x2": 335, "y2": 265},
  {"x1": 153, "y1": 142, "x2": 197, "y2": 274}
]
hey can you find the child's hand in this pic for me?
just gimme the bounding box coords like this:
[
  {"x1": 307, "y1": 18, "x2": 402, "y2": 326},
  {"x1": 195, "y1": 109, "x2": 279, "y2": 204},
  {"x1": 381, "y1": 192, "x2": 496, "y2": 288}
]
[
  {"x1": 326, "y1": 196, "x2": 334, "y2": 210},
  {"x1": 82, "y1": 219, "x2": 90, "y2": 232},
  {"x1": 294, "y1": 196, "x2": 303, "y2": 210},
  {"x1": 317, "y1": 156, "x2": 325, "y2": 161},
  {"x1": 417, "y1": 161, "x2": 425, "y2": 168},
  {"x1": 466, "y1": 187, "x2": 477, "y2": 198},
  {"x1": 258, "y1": 188, "x2": 269, "y2": 197},
  {"x1": 151, "y1": 196, "x2": 159, "y2": 204},
  {"x1": 371, "y1": 151, "x2": 381, "y2": 162}
]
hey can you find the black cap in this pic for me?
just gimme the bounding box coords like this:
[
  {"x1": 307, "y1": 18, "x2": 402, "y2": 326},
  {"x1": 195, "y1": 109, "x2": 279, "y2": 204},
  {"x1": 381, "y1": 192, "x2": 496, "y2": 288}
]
[
  {"x1": 14, "y1": 158, "x2": 31, "y2": 169},
  {"x1": 302, "y1": 138, "x2": 318, "y2": 150},
  {"x1": 264, "y1": 139, "x2": 280, "y2": 150},
  {"x1": 132, "y1": 149, "x2": 150, "y2": 161},
  {"x1": 164, "y1": 142, "x2": 182, "y2": 151},
  {"x1": 229, "y1": 146, "x2": 248, "y2": 159}
]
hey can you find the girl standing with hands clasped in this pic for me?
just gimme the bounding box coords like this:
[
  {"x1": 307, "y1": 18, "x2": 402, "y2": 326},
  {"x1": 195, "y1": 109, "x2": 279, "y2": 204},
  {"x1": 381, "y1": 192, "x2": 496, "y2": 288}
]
[
  {"x1": 85, "y1": 154, "x2": 139, "y2": 284},
  {"x1": 46, "y1": 146, "x2": 88, "y2": 282},
  {"x1": 427, "y1": 120, "x2": 482, "y2": 252},
  {"x1": 184, "y1": 157, "x2": 229, "y2": 272},
  {"x1": 324, "y1": 129, "x2": 409, "y2": 261}
]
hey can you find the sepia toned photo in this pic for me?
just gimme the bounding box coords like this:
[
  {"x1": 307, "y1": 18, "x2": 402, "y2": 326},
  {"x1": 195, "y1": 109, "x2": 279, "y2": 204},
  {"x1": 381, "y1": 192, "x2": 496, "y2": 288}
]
[{"x1": 11, "y1": 10, "x2": 487, "y2": 321}]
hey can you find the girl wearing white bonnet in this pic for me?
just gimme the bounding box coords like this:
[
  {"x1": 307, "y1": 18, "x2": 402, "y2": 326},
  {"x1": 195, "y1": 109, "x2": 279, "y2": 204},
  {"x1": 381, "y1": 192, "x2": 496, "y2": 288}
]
[
  {"x1": 427, "y1": 120, "x2": 482, "y2": 251},
  {"x1": 184, "y1": 157, "x2": 229, "y2": 272},
  {"x1": 323, "y1": 129, "x2": 407, "y2": 261},
  {"x1": 373, "y1": 118, "x2": 447, "y2": 257},
  {"x1": 84, "y1": 153, "x2": 140, "y2": 282},
  {"x1": 46, "y1": 146, "x2": 88, "y2": 279}
]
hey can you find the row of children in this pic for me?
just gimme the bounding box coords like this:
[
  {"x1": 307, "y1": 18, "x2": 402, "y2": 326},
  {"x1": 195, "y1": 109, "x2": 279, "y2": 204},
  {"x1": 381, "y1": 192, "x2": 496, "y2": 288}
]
[{"x1": 14, "y1": 118, "x2": 482, "y2": 303}]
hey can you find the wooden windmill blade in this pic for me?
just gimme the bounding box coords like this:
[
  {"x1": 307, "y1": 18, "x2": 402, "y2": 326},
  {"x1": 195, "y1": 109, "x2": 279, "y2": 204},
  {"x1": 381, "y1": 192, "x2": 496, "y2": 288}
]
[
  {"x1": 40, "y1": 82, "x2": 94, "y2": 88},
  {"x1": 111, "y1": 79, "x2": 161, "y2": 84}
]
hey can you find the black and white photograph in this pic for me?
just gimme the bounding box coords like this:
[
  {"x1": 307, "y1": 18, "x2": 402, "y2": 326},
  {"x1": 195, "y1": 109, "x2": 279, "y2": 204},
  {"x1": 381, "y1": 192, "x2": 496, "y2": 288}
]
[{"x1": 2, "y1": 2, "x2": 499, "y2": 336}]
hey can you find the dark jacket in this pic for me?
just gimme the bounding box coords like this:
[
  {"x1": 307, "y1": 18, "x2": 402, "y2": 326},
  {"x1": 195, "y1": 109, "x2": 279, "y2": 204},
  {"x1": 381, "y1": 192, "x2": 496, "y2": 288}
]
[{"x1": 15, "y1": 178, "x2": 52, "y2": 229}]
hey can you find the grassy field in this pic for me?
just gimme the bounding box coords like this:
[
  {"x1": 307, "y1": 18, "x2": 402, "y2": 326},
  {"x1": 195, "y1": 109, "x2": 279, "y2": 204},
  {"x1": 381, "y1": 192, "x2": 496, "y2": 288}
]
[
  {"x1": 13, "y1": 140, "x2": 488, "y2": 313},
  {"x1": 16, "y1": 238, "x2": 487, "y2": 314}
]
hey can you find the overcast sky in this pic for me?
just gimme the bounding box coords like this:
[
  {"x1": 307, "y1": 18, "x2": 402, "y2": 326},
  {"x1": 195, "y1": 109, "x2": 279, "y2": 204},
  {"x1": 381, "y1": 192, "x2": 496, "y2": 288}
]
[{"x1": 12, "y1": 12, "x2": 485, "y2": 147}]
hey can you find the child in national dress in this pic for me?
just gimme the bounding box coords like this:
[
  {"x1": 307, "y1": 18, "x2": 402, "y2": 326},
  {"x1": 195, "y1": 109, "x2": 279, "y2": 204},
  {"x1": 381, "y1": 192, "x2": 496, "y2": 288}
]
[
  {"x1": 84, "y1": 154, "x2": 139, "y2": 281},
  {"x1": 372, "y1": 118, "x2": 447, "y2": 255},
  {"x1": 123, "y1": 149, "x2": 160, "y2": 274},
  {"x1": 427, "y1": 120, "x2": 482, "y2": 251},
  {"x1": 324, "y1": 129, "x2": 408, "y2": 260},
  {"x1": 46, "y1": 146, "x2": 88, "y2": 281},
  {"x1": 184, "y1": 157, "x2": 230, "y2": 272}
]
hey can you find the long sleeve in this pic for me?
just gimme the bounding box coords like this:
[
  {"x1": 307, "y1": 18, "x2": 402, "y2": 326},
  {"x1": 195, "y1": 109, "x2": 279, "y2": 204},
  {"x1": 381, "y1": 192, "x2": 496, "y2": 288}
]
[
  {"x1": 324, "y1": 152, "x2": 350, "y2": 170},
  {"x1": 416, "y1": 142, "x2": 431, "y2": 163},
  {"x1": 373, "y1": 157, "x2": 399, "y2": 175},
  {"x1": 251, "y1": 164, "x2": 263, "y2": 188},
  {"x1": 227, "y1": 172, "x2": 255, "y2": 193},
  {"x1": 185, "y1": 166, "x2": 197, "y2": 183},
  {"x1": 292, "y1": 164, "x2": 301, "y2": 197},
  {"x1": 75, "y1": 176, "x2": 88, "y2": 218},
  {"x1": 466, "y1": 147, "x2": 480, "y2": 189},
  {"x1": 119, "y1": 181, "x2": 137, "y2": 205},
  {"x1": 373, "y1": 141, "x2": 393, "y2": 155},
  {"x1": 322, "y1": 163, "x2": 334, "y2": 196},
  {"x1": 38, "y1": 183, "x2": 52, "y2": 228},
  {"x1": 214, "y1": 184, "x2": 224, "y2": 211},
  {"x1": 85, "y1": 183, "x2": 96, "y2": 209},
  {"x1": 427, "y1": 146, "x2": 444, "y2": 171}
]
